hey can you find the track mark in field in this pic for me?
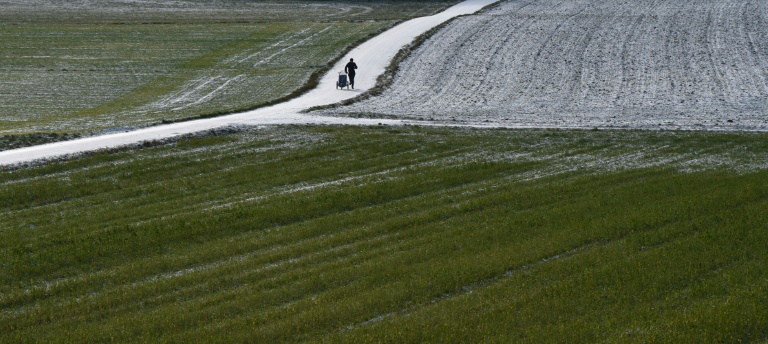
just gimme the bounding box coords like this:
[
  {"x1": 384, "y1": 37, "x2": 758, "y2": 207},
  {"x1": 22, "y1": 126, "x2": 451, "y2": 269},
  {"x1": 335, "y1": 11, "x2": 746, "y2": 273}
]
[
  {"x1": 325, "y1": 0, "x2": 768, "y2": 131},
  {"x1": 1, "y1": 222, "x2": 399, "y2": 319},
  {"x1": 342, "y1": 240, "x2": 600, "y2": 332},
  {"x1": 230, "y1": 28, "x2": 313, "y2": 64},
  {"x1": 5, "y1": 201, "x2": 451, "y2": 320},
  {"x1": 341, "y1": 200, "x2": 729, "y2": 333},
  {"x1": 129, "y1": 24, "x2": 348, "y2": 117},
  {"x1": 171, "y1": 75, "x2": 246, "y2": 111},
  {"x1": 250, "y1": 27, "x2": 332, "y2": 68},
  {"x1": 115, "y1": 149, "x2": 475, "y2": 228}
]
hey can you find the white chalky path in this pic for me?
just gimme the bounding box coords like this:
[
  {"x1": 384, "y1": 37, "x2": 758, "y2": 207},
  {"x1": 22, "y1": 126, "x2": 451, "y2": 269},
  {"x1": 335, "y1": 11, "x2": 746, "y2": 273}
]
[{"x1": 0, "y1": 0, "x2": 498, "y2": 166}]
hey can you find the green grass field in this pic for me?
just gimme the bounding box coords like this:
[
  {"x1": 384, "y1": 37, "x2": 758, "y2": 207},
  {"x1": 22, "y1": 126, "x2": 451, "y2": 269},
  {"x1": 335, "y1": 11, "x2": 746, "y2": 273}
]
[
  {"x1": 2, "y1": 126, "x2": 767, "y2": 342},
  {"x1": 0, "y1": 0, "x2": 457, "y2": 142},
  {"x1": 2, "y1": 1, "x2": 768, "y2": 342}
]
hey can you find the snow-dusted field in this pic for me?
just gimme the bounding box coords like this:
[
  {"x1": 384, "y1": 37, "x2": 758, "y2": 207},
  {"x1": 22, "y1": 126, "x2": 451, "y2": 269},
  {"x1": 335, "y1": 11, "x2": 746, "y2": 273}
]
[
  {"x1": 0, "y1": 0, "x2": 496, "y2": 166},
  {"x1": 324, "y1": 0, "x2": 768, "y2": 131},
  {"x1": 0, "y1": 0, "x2": 377, "y2": 23},
  {"x1": 5, "y1": 0, "x2": 768, "y2": 166}
]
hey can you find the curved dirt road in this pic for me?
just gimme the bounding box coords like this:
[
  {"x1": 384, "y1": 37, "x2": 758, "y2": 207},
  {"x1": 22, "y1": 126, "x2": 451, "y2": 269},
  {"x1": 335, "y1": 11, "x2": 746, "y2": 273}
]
[{"x1": 0, "y1": 0, "x2": 497, "y2": 166}]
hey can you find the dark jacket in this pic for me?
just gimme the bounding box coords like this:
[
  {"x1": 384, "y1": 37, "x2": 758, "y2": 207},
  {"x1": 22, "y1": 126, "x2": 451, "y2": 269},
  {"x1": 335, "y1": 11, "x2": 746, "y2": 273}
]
[{"x1": 345, "y1": 61, "x2": 358, "y2": 75}]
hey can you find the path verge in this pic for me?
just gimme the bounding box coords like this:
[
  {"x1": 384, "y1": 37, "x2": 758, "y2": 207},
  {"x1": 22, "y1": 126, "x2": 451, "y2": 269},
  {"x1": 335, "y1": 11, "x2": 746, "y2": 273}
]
[{"x1": 0, "y1": 0, "x2": 499, "y2": 167}]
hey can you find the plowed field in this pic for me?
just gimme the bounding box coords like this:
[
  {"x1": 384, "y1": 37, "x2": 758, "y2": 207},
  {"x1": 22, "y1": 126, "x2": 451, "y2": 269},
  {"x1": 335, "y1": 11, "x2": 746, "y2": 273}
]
[{"x1": 327, "y1": 0, "x2": 768, "y2": 131}]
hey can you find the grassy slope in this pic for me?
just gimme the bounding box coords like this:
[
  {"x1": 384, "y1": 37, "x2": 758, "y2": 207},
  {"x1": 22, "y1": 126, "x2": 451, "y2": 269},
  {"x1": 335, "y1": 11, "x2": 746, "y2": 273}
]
[
  {"x1": 0, "y1": 1, "x2": 457, "y2": 142},
  {"x1": 1, "y1": 126, "x2": 767, "y2": 342}
]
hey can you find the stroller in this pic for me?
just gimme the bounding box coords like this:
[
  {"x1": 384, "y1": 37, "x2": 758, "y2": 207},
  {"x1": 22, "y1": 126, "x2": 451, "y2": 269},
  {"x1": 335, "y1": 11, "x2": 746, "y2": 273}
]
[{"x1": 336, "y1": 71, "x2": 350, "y2": 90}]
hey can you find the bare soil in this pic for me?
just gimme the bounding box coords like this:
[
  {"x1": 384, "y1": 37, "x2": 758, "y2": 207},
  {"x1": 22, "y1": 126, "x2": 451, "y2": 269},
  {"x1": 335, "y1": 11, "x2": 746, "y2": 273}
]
[{"x1": 323, "y1": 0, "x2": 768, "y2": 131}]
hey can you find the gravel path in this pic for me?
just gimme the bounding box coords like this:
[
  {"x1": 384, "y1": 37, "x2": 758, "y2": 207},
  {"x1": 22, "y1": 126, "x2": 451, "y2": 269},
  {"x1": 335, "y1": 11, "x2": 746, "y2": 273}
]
[
  {"x1": 0, "y1": 0, "x2": 497, "y2": 166},
  {"x1": 5, "y1": 0, "x2": 767, "y2": 166},
  {"x1": 323, "y1": 0, "x2": 768, "y2": 131}
]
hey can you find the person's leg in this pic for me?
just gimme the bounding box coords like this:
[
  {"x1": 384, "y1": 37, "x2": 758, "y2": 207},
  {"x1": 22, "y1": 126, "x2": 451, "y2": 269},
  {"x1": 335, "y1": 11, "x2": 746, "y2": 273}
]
[{"x1": 349, "y1": 73, "x2": 355, "y2": 88}]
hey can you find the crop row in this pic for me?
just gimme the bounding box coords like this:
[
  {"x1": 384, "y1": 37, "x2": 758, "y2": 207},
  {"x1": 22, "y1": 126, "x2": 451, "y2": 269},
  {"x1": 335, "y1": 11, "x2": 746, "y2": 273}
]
[
  {"x1": 329, "y1": 0, "x2": 768, "y2": 131},
  {"x1": 1, "y1": 126, "x2": 767, "y2": 342}
]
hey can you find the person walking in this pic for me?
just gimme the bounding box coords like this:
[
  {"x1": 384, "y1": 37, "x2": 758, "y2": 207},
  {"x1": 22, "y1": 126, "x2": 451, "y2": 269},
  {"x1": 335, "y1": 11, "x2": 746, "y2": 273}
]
[{"x1": 345, "y1": 58, "x2": 358, "y2": 89}]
